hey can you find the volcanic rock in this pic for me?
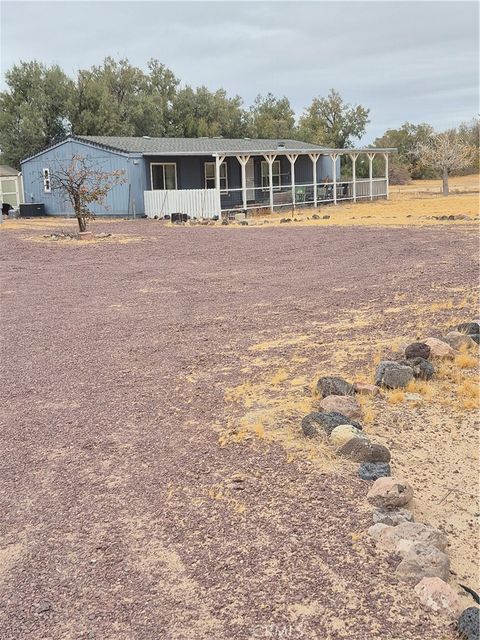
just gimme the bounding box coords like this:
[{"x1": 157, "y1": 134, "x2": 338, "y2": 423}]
[{"x1": 367, "y1": 477, "x2": 413, "y2": 508}]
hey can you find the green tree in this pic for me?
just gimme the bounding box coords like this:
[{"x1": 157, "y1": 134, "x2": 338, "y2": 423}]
[
  {"x1": 169, "y1": 86, "x2": 247, "y2": 137},
  {"x1": 298, "y1": 89, "x2": 369, "y2": 148},
  {"x1": 457, "y1": 118, "x2": 479, "y2": 174},
  {"x1": 373, "y1": 122, "x2": 435, "y2": 179},
  {"x1": 247, "y1": 93, "x2": 296, "y2": 139},
  {"x1": 0, "y1": 61, "x2": 73, "y2": 168},
  {"x1": 70, "y1": 57, "x2": 179, "y2": 136}
]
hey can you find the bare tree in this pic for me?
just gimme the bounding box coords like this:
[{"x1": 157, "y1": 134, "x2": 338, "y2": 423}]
[
  {"x1": 50, "y1": 155, "x2": 126, "y2": 232},
  {"x1": 417, "y1": 130, "x2": 476, "y2": 195}
]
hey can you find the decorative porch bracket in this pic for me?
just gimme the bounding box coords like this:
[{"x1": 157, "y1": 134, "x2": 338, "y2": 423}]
[
  {"x1": 349, "y1": 153, "x2": 359, "y2": 203},
  {"x1": 286, "y1": 154, "x2": 298, "y2": 209},
  {"x1": 367, "y1": 152, "x2": 376, "y2": 201},
  {"x1": 308, "y1": 153, "x2": 320, "y2": 208},
  {"x1": 236, "y1": 155, "x2": 251, "y2": 211},
  {"x1": 262, "y1": 154, "x2": 277, "y2": 213}
]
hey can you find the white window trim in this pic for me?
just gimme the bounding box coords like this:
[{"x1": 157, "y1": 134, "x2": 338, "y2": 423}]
[
  {"x1": 204, "y1": 161, "x2": 228, "y2": 194},
  {"x1": 150, "y1": 162, "x2": 177, "y2": 190},
  {"x1": 43, "y1": 168, "x2": 51, "y2": 193},
  {"x1": 261, "y1": 160, "x2": 281, "y2": 191}
]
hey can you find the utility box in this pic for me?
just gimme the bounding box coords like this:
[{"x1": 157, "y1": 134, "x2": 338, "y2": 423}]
[{"x1": 19, "y1": 203, "x2": 45, "y2": 217}]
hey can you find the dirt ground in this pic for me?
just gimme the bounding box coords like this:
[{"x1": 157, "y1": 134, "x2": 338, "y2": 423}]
[{"x1": 0, "y1": 212, "x2": 478, "y2": 640}]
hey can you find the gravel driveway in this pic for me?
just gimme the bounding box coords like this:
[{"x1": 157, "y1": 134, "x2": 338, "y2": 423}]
[{"x1": 1, "y1": 221, "x2": 476, "y2": 639}]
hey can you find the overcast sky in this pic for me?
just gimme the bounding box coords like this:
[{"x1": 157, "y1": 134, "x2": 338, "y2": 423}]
[{"x1": 1, "y1": 1, "x2": 478, "y2": 142}]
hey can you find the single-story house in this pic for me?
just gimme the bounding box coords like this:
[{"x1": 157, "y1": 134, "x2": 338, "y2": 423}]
[
  {"x1": 21, "y1": 136, "x2": 395, "y2": 218},
  {"x1": 0, "y1": 164, "x2": 24, "y2": 213}
]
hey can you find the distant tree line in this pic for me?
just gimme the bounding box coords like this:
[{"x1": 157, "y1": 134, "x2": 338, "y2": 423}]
[{"x1": 0, "y1": 57, "x2": 478, "y2": 184}]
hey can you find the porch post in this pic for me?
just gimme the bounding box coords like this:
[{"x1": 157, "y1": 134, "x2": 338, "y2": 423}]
[
  {"x1": 286, "y1": 153, "x2": 298, "y2": 209},
  {"x1": 236, "y1": 154, "x2": 250, "y2": 210},
  {"x1": 331, "y1": 153, "x2": 338, "y2": 205},
  {"x1": 383, "y1": 152, "x2": 389, "y2": 199},
  {"x1": 263, "y1": 153, "x2": 277, "y2": 213},
  {"x1": 367, "y1": 152, "x2": 375, "y2": 201},
  {"x1": 215, "y1": 154, "x2": 226, "y2": 214},
  {"x1": 308, "y1": 153, "x2": 319, "y2": 208},
  {"x1": 350, "y1": 153, "x2": 359, "y2": 203}
]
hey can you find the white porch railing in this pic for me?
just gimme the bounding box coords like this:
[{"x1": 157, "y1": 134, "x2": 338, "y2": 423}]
[
  {"x1": 219, "y1": 178, "x2": 388, "y2": 212},
  {"x1": 144, "y1": 188, "x2": 220, "y2": 219}
]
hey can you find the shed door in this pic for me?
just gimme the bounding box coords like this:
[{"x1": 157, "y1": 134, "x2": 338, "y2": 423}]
[
  {"x1": 246, "y1": 158, "x2": 255, "y2": 201},
  {"x1": 0, "y1": 177, "x2": 20, "y2": 207}
]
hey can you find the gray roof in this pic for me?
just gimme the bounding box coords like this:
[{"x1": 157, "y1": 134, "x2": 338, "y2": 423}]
[
  {"x1": 0, "y1": 164, "x2": 20, "y2": 177},
  {"x1": 21, "y1": 135, "x2": 397, "y2": 163},
  {"x1": 72, "y1": 135, "x2": 329, "y2": 155}
]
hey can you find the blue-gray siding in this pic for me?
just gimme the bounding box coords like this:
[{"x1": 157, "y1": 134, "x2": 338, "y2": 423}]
[{"x1": 21, "y1": 140, "x2": 140, "y2": 216}]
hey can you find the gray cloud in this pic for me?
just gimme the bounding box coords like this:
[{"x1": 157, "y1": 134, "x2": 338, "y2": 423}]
[{"x1": 1, "y1": 1, "x2": 478, "y2": 142}]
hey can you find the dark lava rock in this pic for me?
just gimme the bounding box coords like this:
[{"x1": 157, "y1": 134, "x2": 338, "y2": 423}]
[
  {"x1": 280, "y1": 218, "x2": 292, "y2": 223},
  {"x1": 469, "y1": 334, "x2": 480, "y2": 345},
  {"x1": 404, "y1": 342, "x2": 431, "y2": 360},
  {"x1": 457, "y1": 607, "x2": 480, "y2": 640},
  {"x1": 403, "y1": 357, "x2": 435, "y2": 381},
  {"x1": 316, "y1": 376, "x2": 354, "y2": 398},
  {"x1": 457, "y1": 321, "x2": 480, "y2": 335},
  {"x1": 338, "y1": 439, "x2": 391, "y2": 463},
  {"x1": 301, "y1": 411, "x2": 362, "y2": 437},
  {"x1": 375, "y1": 361, "x2": 414, "y2": 389},
  {"x1": 358, "y1": 462, "x2": 391, "y2": 481}
]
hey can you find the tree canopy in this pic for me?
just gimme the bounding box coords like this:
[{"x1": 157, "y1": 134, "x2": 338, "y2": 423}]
[
  {"x1": 298, "y1": 89, "x2": 370, "y2": 148},
  {"x1": 247, "y1": 93, "x2": 296, "y2": 139},
  {"x1": 0, "y1": 56, "x2": 477, "y2": 184},
  {"x1": 0, "y1": 61, "x2": 73, "y2": 168}
]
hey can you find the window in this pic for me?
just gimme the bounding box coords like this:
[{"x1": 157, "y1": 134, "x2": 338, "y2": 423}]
[
  {"x1": 204, "y1": 162, "x2": 228, "y2": 193},
  {"x1": 261, "y1": 161, "x2": 281, "y2": 191},
  {"x1": 43, "y1": 168, "x2": 51, "y2": 193},
  {"x1": 151, "y1": 163, "x2": 177, "y2": 190}
]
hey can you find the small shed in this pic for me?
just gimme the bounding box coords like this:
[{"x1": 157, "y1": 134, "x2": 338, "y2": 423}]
[{"x1": 0, "y1": 165, "x2": 24, "y2": 213}]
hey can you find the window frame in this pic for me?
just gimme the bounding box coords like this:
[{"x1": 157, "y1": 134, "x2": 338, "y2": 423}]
[
  {"x1": 261, "y1": 160, "x2": 281, "y2": 191},
  {"x1": 150, "y1": 162, "x2": 178, "y2": 190},
  {"x1": 204, "y1": 161, "x2": 228, "y2": 194},
  {"x1": 42, "y1": 168, "x2": 51, "y2": 194}
]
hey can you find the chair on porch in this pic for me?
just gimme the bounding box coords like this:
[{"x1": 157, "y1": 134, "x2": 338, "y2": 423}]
[
  {"x1": 295, "y1": 186, "x2": 306, "y2": 203},
  {"x1": 317, "y1": 185, "x2": 327, "y2": 201}
]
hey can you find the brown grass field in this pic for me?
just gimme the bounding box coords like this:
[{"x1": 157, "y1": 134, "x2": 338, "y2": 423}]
[{"x1": 0, "y1": 175, "x2": 479, "y2": 639}]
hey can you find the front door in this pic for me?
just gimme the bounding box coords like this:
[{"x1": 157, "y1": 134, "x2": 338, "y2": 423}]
[{"x1": 245, "y1": 158, "x2": 255, "y2": 202}]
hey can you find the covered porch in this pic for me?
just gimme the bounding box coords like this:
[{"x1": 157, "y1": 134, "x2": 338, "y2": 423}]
[
  {"x1": 215, "y1": 149, "x2": 392, "y2": 215},
  {"x1": 143, "y1": 145, "x2": 395, "y2": 219}
]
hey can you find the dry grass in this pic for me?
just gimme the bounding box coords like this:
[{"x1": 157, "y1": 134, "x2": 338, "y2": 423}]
[
  {"x1": 26, "y1": 233, "x2": 143, "y2": 245},
  {"x1": 1, "y1": 217, "x2": 123, "y2": 231},
  {"x1": 391, "y1": 174, "x2": 479, "y2": 197},
  {"x1": 456, "y1": 380, "x2": 480, "y2": 410},
  {"x1": 455, "y1": 352, "x2": 478, "y2": 369},
  {"x1": 220, "y1": 176, "x2": 479, "y2": 229},
  {"x1": 387, "y1": 390, "x2": 405, "y2": 404},
  {"x1": 405, "y1": 379, "x2": 433, "y2": 399}
]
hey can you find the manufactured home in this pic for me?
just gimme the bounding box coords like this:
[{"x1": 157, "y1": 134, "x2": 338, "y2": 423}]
[{"x1": 21, "y1": 136, "x2": 395, "y2": 218}]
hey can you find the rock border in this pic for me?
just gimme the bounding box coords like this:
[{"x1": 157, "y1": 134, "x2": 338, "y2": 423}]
[{"x1": 301, "y1": 322, "x2": 479, "y2": 633}]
